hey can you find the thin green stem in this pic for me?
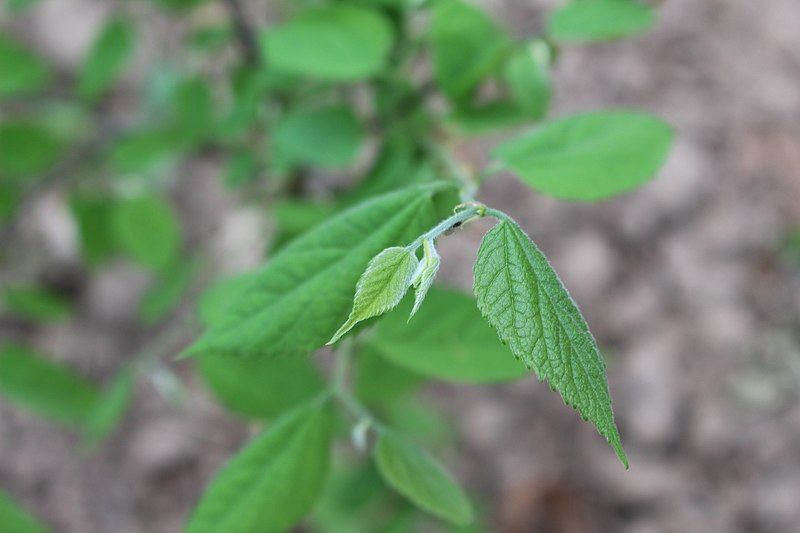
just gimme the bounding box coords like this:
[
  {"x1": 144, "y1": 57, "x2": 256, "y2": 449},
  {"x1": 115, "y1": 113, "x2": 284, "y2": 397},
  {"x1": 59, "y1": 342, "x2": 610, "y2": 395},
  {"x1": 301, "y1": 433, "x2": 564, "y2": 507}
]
[
  {"x1": 330, "y1": 339, "x2": 386, "y2": 433},
  {"x1": 406, "y1": 203, "x2": 487, "y2": 252}
]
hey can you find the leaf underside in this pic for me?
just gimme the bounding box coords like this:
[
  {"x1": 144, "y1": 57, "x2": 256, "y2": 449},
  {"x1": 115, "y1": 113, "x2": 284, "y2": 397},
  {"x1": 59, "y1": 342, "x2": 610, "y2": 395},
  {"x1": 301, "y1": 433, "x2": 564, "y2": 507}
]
[{"x1": 473, "y1": 219, "x2": 627, "y2": 466}]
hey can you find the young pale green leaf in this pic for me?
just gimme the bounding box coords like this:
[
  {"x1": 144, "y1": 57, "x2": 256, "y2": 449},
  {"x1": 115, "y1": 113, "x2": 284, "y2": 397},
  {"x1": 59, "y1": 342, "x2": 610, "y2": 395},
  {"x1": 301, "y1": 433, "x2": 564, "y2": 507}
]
[
  {"x1": 185, "y1": 183, "x2": 457, "y2": 359},
  {"x1": 0, "y1": 489, "x2": 47, "y2": 533},
  {"x1": 0, "y1": 345, "x2": 100, "y2": 426},
  {"x1": 0, "y1": 121, "x2": 64, "y2": 180},
  {"x1": 0, "y1": 34, "x2": 51, "y2": 97},
  {"x1": 274, "y1": 106, "x2": 363, "y2": 168},
  {"x1": 504, "y1": 41, "x2": 551, "y2": 120},
  {"x1": 409, "y1": 239, "x2": 440, "y2": 318},
  {"x1": 78, "y1": 17, "x2": 135, "y2": 99},
  {"x1": 374, "y1": 431, "x2": 473, "y2": 526},
  {"x1": 328, "y1": 247, "x2": 418, "y2": 344},
  {"x1": 187, "y1": 400, "x2": 332, "y2": 533},
  {"x1": 84, "y1": 367, "x2": 136, "y2": 446},
  {"x1": 473, "y1": 217, "x2": 627, "y2": 466},
  {"x1": 548, "y1": 0, "x2": 655, "y2": 42},
  {"x1": 367, "y1": 287, "x2": 528, "y2": 382},
  {"x1": 493, "y1": 111, "x2": 674, "y2": 201},
  {"x1": 2, "y1": 286, "x2": 72, "y2": 322},
  {"x1": 431, "y1": 0, "x2": 511, "y2": 104},
  {"x1": 261, "y1": 6, "x2": 393, "y2": 81},
  {"x1": 112, "y1": 195, "x2": 181, "y2": 271}
]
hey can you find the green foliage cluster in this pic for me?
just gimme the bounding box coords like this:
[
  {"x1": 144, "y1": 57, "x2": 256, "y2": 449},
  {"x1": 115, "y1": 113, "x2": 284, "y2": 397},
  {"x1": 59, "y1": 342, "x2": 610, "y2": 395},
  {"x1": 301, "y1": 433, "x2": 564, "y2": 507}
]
[{"x1": 0, "y1": 0, "x2": 673, "y2": 530}]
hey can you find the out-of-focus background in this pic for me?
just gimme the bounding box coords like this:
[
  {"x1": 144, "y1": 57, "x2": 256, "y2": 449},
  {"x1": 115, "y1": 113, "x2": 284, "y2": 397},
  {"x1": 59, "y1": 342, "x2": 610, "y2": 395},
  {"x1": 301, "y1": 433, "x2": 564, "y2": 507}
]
[{"x1": 2, "y1": 0, "x2": 800, "y2": 532}]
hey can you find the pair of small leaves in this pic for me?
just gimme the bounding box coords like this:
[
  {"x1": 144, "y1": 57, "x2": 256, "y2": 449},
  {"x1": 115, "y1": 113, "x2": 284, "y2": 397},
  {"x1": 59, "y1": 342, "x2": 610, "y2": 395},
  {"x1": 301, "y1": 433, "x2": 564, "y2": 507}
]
[{"x1": 328, "y1": 237, "x2": 440, "y2": 344}]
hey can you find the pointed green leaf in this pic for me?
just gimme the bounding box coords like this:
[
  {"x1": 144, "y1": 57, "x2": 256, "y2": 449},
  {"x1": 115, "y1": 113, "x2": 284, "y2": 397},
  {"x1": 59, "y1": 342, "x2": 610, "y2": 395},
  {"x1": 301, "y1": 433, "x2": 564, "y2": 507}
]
[
  {"x1": 549, "y1": 0, "x2": 655, "y2": 42},
  {"x1": 329, "y1": 247, "x2": 418, "y2": 344},
  {"x1": 187, "y1": 400, "x2": 332, "y2": 533},
  {"x1": 473, "y1": 217, "x2": 627, "y2": 466},
  {"x1": 368, "y1": 287, "x2": 527, "y2": 382},
  {"x1": 0, "y1": 345, "x2": 100, "y2": 426},
  {"x1": 374, "y1": 431, "x2": 473, "y2": 526},
  {"x1": 431, "y1": 0, "x2": 511, "y2": 104},
  {"x1": 493, "y1": 111, "x2": 673, "y2": 201},
  {"x1": 261, "y1": 6, "x2": 394, "y2": 81},
  {"x1": 0, "y1": 490, "x2": 47, "y2": 533},
  {"x1": 78, "y1": 17, "x2": 135, "y2": 99},
  {"x1": 186, "y1": 183, "x2": 457, "y2": 359},
  {"x1": 409, "y1": 239, "x2": 440, "y2": 318}
]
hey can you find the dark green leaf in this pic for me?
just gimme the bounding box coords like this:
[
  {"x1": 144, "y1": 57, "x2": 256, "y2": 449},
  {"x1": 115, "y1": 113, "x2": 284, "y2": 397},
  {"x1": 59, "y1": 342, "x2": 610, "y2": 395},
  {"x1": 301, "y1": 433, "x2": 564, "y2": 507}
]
[
  {"x1": 0, "y1": 345, "x2": 100, "y2": 426},
  {"x1": 548, "y1": 0, "x2": 655, "y2": 42},
  {"x1": 374, "y1": 431, "x2": 473, "y2": 526},
  {"x1": 112, "y1": 195, "x2": 181, "y2": 270},
  {"x1": 431, "y1": 0, "x2": 510, "y2": 104},
  {"x1": 473, "y1": 217, "x2": 627, "y2": 466},
  {"x1": 274, "y1": 106, "x2": 362, "y2": 167},
  {"x1": 0, "y1": 121, "x2": 64, "y2": 180},
  {"x1": 261, "y1": 6, "x2": 394, "y2": 81},
  {"x1": 367, "y1": 287, "x2": 527, "y2": 382},
  {"x1": 70, "y1": 194, "x2": 118, "y2": 265},
  {"x1": 78, "y1": 17, "x2": 135, "y2": 99},
  {"x1": 2, "y1": 286, "x2": 72, "y2": 322},
  {"x1": 0, "y1": 34, "x2": 50, "y2": 97},
  {"x1": 0, "y1": 490, "x2": 47, "y2": 533},
  {"x1": 187, "y1": 400, "x2": 332, "y2": 532},
  {"x1": 493, "y1": 111, "x2": 673, "y2": 201},
  {"x1": 186, "y1": 183, "x2": 457, "y2": 359}
]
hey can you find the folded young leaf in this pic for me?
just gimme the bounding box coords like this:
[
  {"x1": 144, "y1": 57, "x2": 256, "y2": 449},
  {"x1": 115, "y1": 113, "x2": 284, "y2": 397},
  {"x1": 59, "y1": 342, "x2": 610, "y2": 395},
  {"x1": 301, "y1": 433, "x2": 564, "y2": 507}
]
[
  {"x1": 374, "y1": 430, "x2": 473, "y2": 526},
  {"x1": 409, "y1": 239, "x2": 440, "y2": 319},
  {"x1": 187, "y1": 399, "x2": 332, "y2": 533},
  {"x1": 186, "y1": 183, "x2": 457, "y2": 359},
  {"x1": 329, "y1": 247, "x2": 418, "y2": 344},
  {"x1": 367, "y1": 288, "x2": 528, "y2": 383},
  {"x1": 473, "y1": 218, "x2": 627, "y2": 466},
  {"x1": 493, "y1": 111, "x2": 673, "y2": 201}
]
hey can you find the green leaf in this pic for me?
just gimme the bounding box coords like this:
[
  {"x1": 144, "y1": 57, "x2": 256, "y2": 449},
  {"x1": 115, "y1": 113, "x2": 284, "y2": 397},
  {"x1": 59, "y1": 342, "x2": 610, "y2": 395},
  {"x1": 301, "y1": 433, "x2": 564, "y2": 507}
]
[
  {"x1": 107, "y1": 129, "x2": 182, "y2": 174},
  {"x1": 409, "y1": 239, "x2": 439, "y2": 318},
  {"x1": 261, "y1": 6, "x2": 394, "y2": 81},
  {"x1": 2, "y1": 286, "x2": 72, "y2": 322},
  {"x1": 329, "y1": 247, "x2": 419, "y2": 345},
  {"x1": 271, "y1": 200, "x2": 336, "y2": 252},
  {"x1": 504, "y1": 41, "x2": 551, "y2": 120},
  {"x1": 448, "y1": 101, "x2": 530, "y2": 135},
  {"x1": 374, "y1": 431, "x2": 473, "y2": 526},
  {"x1": 139, "y1": 258, "x2": 198, "y2": 324},
  {"x1": 273, "y1": 106, "x2": 363, "y2": 168},
  {"x1": 197, "y1": 355, "x2": 324, "y2": 419},
  {"x1": 0, "y1": 121, "x2": 64, "y2": 180},
  {"x1": 355, "y1": 345, "x2": 421, "y2": 405},
  {"x1": 187, "y1": 400, "x2": 332, "y2": 533},
  {"x1": 0, "y1": 34, "x2": 50, "y2": 97},
  {"x1": 367, "y1": 287, "x2": 527, "y2": 382},
  {"x1": 431, "y1": 0, "x2": 511, "y2": 104},
  {"x1": 70, "y1": 194, "x2": 118, "y2": 265},
  {"x1": 0, "y1": 345, "x2": 100, "y2": 426},
  {"x1": 548, "y1": 0, "x2": 655, "y2": 42},
  {"x1": 472, "y1": 217, "x2": 627, "y2": 466},
  {"x1": 170, "y1": 76, "x2": 214, "y2": 144},
  {"x1": 84, "y1": 367, "x2": 135, "y2": 446},
  {"x1": 493, "y1": 111, "x2": 674, "y2": 201},
  {"x1": 0, "y1": 490, "x2": 47, "y2": 533},
  {"x1": 112, "y1": 195, "x2": 181, "y2": 270},
  {"x1": 78, "y1": 17, "x2": 135, "y2": 99},
  {"x1": 186, "y1": 183, "x2": 457, "y2": 359}
]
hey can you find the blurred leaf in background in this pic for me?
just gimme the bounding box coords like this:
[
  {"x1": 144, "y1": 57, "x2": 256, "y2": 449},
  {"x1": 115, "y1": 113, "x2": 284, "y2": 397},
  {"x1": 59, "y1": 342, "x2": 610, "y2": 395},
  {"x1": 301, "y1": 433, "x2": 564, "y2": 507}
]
[
  {"x1": 0, "y1": 121, "x2": 65, "y2": 180},
  {"x1": 273, "y1": 106, "x2": 363, "y2": 168},
  {"x1": 2, "y1": 286, "x2": 72, "y2": 322},
  {"x1": 0, "y1": 345, "x2": 99, "y2": 427},
  {"x1": 111, "y1": 195, "x2": 181, "y2": 271},
  {"x1": 78, "y1": 17, "x2": 135, "y2": 100},
  {"x1": 0, "y1": 489, "x2": 47, "y2": 533},
  {"x1": 548, "y1": 0, "x2": 655, "y2": 42},
  {"x1": 0, "y1": 33, "x2": 50, "y2": 97}
]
